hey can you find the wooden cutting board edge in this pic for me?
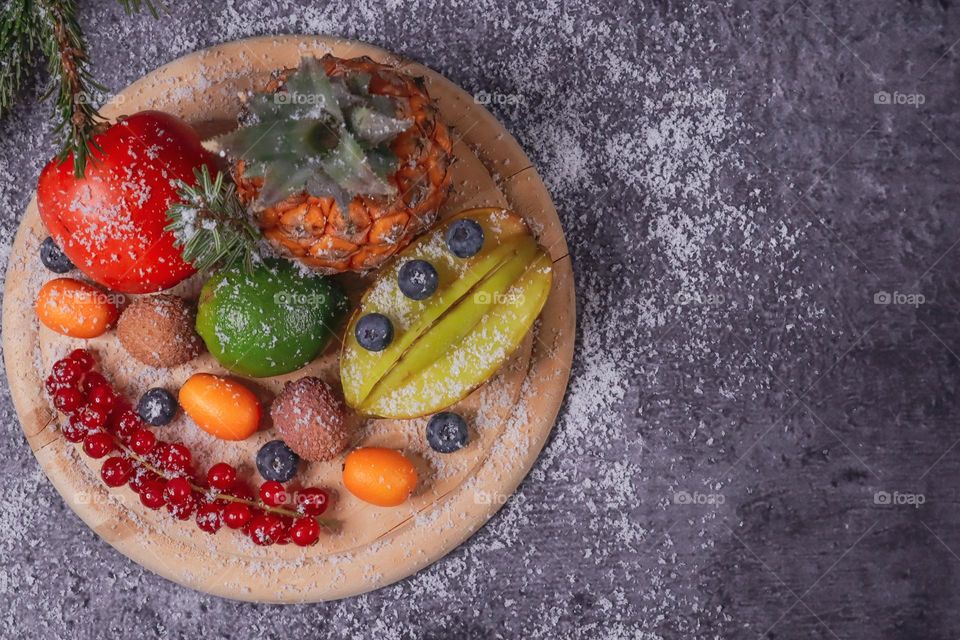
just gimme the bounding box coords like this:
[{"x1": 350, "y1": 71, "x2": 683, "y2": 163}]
[{"x1": 0, "y1": 35, "x2": 576, "y2": 603}]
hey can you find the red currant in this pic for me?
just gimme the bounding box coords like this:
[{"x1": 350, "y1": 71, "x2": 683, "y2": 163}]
[
  {"x1": 68, "y1": 349, "x2": 95, "y2": 371},
  {"x1": 274, "y1": 516, "x2": 293, "y2": 545},
  {"x1": 231, "y1": 482, "x2": 255, "y2": 501},
  {"x1": 114, "y1": 410, "x2": 142, "y2": 440},
  {"x1": 163, "y1": 477, "x2": 193, "y2": 505},
  {"x1": 290, "y1": 517, "x2": 321, "y2": 546},
  {"x1": 81, "y1": 371, "x2": 108, "y2": 393},
  {"x1": 158, "y1": 442, "x2": 191, "y2": 473},
  {"x1": 207, "y1": 463, "x2": 237, "y2": 491},
  {"x1": 52, "y1": 357, "x2": 82, "y2": 384},
  {"x1": 107, "y1": 398, "x2": 130, "y2": 424},
  {"x1": 45, "y1": 374, "x2": 64, "y2": 395},
  {"x1": 248, "y1": 514, "x2": 283, "y2": 546},
  {"x1": 78, "y1": 406, "x2": 107, "y2": 430},
  {"x1": 259, "y1": 481, "x2": 287, "y2": 507},
  {"x1": 223, "y1": 503, "x2": 252, "y2": 529},
  {"x1": 296, "y1": 487, "x2": 330, "y2": 516},
  {"x1": 88, "y1": 385, "x2": 116, "y2": 413},
  {"x1": 129, "y1": 469, "x2": 161, "y2": 494},
  {"x1": 101, "y1": 456, "x2": 133, "y2": 487},
  {"x1": 61, "y1": 419, "x2": 87, "y2": 443},
  {"x1": 167, "y1": 495, "x2": 196, "y2": 520},
  {"x1": 82, "y1": 432, "x2": 114, "y2": 458},
  {"x1": 139, "y1": 480, "x2": 165, "y2": 509},
  {"x1": 196, "y1": 502, "x2": 224, "y2": 534},
  {"x1": 54, "y1": 388, "x2": 84, "y2": 413},
  {"x1": 129, "y1": 428, "x2": 157, "y2": 455}
]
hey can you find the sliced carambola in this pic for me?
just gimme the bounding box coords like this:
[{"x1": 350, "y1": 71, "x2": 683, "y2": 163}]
[
  {"x1": 341, "y1": 208, "x2": 531, "y2": 407},
  {"x1": 362, "y1": 239, "x2": 540, "y2": 409},
  {"x1": 361, "y1": 252, "x2": 553, "y2": 418}
]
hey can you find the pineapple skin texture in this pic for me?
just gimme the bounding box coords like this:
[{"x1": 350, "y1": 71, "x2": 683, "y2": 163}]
[{"x1": 234, "y1": 55, "x2": 454, "y2": 273}]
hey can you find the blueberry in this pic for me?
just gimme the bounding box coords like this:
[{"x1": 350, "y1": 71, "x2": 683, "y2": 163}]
[
  {"x1": 445, "y1": 219, "x2": 484, "y2": 258},
  {"x1": 40, "y1": 237, "x2": 74, "y2": 273},
  {"x1": 137, "y1": 388, "x2": 177, "y2": 426},
  {"x1": 426, "y1": 412, "x2": 469, "y2": 453},
  {"x1": 256, "y1": 440, "x2": 300, "y2": 482},
  {"x1": 397, "y1": 260, "x2": 439, "y2": 300},
  {"x1": 355, "y1": 313, "x2": 393, "y2": 351}
]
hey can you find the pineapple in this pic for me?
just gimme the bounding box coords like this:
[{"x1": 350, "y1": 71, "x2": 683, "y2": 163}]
[{"x1": 221, "y1": 55, "x2": 453, "y2": 273}]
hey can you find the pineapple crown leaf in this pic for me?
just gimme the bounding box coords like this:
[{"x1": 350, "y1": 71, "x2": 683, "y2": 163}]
[
  {"x1": 164, "y1": 165, "x2": 262, "y2": 274},
  {"x1": 217, "y1": 57, "x2": 413, "y2": 209}
]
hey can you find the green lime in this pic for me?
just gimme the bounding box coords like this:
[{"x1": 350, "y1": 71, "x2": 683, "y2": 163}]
[{"x1": 196, "y1": 259, "x2": 347, "y2": 377}]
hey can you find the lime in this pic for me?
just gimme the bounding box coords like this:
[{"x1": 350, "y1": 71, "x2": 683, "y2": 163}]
[{"x1": 196, "y1": 259, "x2": 347, "y2": 377}]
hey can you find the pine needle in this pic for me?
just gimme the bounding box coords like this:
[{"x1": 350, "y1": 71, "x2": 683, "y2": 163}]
[
  {"x1": 165, "y1": 165, "x2": 262, "y2": 273},
  {"x1": 0, "y1": 0, "x2": 43, "y2": 116},
  {"x1": 115, "y1": 0, "x2": 165, "y2": 19},
  {"x1": 0, "y1": 0, "x2": 160, "y2": 176},
  {"x1": 39, "y1": 0, "x2": 107, "y2": 177}
]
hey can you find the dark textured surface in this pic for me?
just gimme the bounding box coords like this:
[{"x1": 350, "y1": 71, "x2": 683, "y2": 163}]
[{"x1": 2, "y1": 1, "x2": 960, "y2": 638}]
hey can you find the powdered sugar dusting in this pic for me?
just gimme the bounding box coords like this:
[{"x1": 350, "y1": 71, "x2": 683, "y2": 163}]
[{"x1": 0, "y1": 1, "x2": 823, "y2": 638}]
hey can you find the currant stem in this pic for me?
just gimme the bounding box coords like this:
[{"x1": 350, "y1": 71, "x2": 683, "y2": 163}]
[{"x1": 109, "y1": 435, "x2": 338, "y2": 530}]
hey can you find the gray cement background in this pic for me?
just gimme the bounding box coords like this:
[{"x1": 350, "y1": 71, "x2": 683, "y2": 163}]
[{"x1": 1, "y1": 1, "x2": 959, "y2": 638}]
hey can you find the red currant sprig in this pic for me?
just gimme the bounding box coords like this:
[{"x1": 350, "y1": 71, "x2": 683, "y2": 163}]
[{"x1": 48, "y1": 350, "x2": 337, "y2": 546}]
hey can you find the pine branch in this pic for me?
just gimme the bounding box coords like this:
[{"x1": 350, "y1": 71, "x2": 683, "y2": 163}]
[
  {"x1": 0, "y1": 0, "x2": 44, "y2": 116},
  {"x1": 1, "y1": 0, "x2": 160, "y2": 177},
  {"x1": 165, "y1": 165, "x2": 263, "y2": 274},
  {"x1": 115, "y1": 0, "x2": 164, "y2": 19},
  {"x1": 38, "y1": 0, "x2": 109, "y2": 177}
]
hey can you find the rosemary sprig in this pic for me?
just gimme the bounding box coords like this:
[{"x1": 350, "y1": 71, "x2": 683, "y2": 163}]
[{"x1": 165, "y1": 165, "x2": 262, "y2": 274}]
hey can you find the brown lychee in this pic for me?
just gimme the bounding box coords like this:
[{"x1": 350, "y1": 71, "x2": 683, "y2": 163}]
[
  {"x1": 117, "y1": 294, "x2": 203, "y2": 368},
  {"x1": 270, "y1": 377, "x2": 351, "y2": 462}
]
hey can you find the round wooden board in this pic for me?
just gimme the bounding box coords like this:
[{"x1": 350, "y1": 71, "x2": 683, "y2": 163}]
[{"x1": 1, "y1": 36, "x2": 575, "y2": 603}]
